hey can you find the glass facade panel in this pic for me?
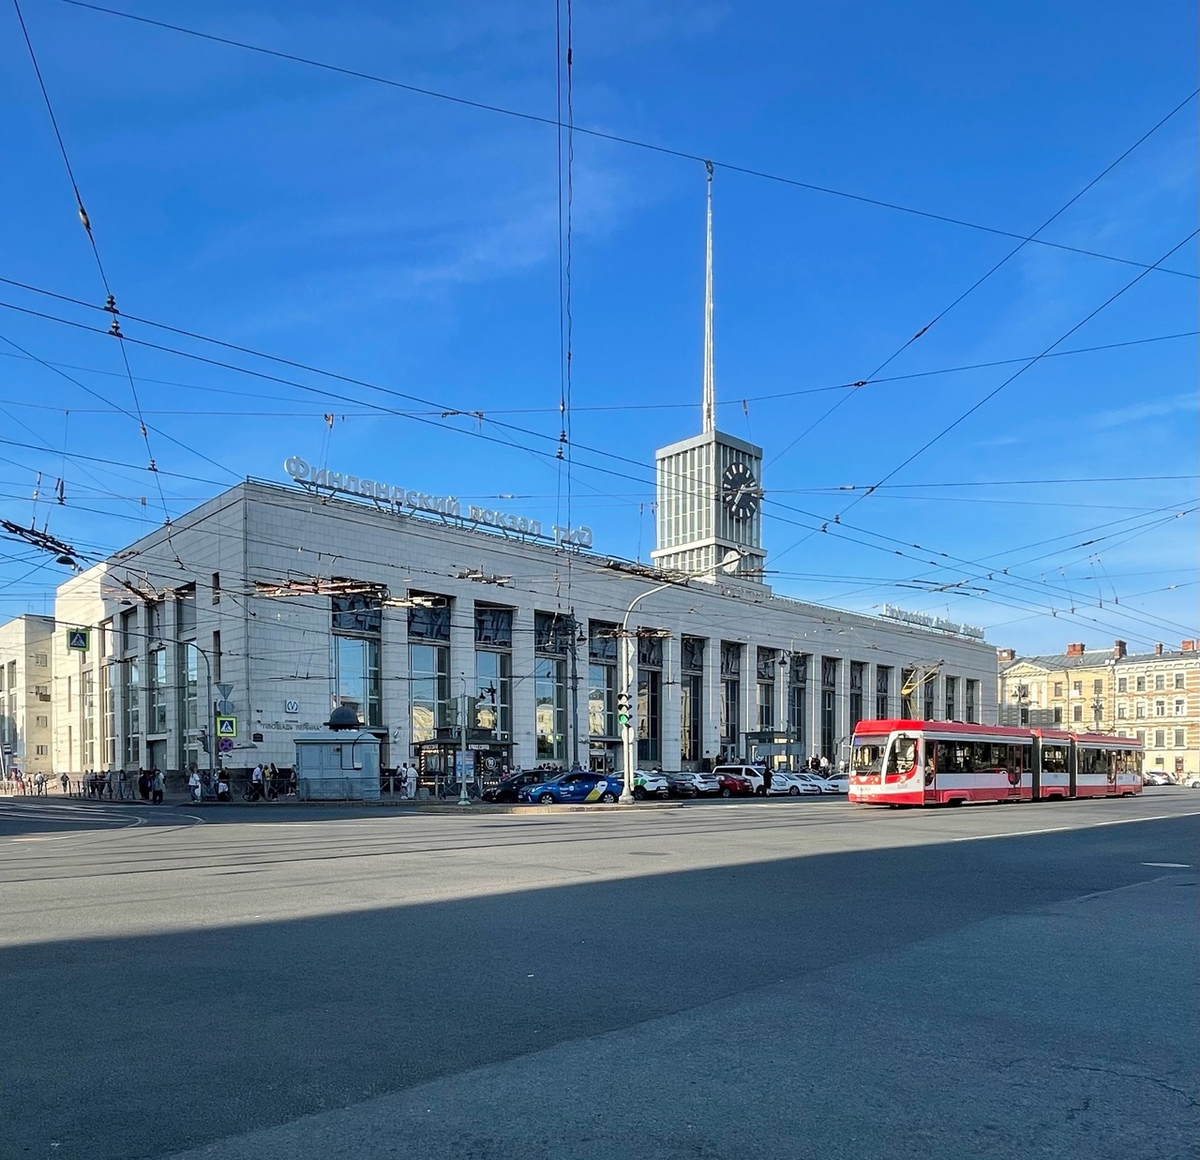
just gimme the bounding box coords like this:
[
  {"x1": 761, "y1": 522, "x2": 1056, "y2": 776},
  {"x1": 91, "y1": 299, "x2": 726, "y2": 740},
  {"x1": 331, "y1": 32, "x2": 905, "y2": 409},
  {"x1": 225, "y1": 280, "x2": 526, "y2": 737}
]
[
  {"x1": 148, "y1": 649, "x2": 167, "y2": 733},
  {"x1": 944, "y1": 676, "x2": 957, "y2": 722},
  {"x1": 820, "y1": 657, "x2": 838, "y2": 761},
  {"x1": 410, "y1": 643, "x2": 450, "y2": 743},
  {"x1": 849, "y1": 661, "x2": 865, "y2": 730},
  {"x1": 474, "y1": 649, "x2": 512, "y2": 738},
  {"x1": 965, "y1": 679, "x2": 978, "y2": 724},
  {"x1": 720, "y1": 643, "x2": 741, "y2": 755},
  {"x1": 535, "y1": 657, "x2": 567, "y2": 761},
  {"x1": 122, "y1": 658, "x2": 139, "y2": 765},
  {"x1": 875, "y1": 665, "x2": 891, "y2": 719}
]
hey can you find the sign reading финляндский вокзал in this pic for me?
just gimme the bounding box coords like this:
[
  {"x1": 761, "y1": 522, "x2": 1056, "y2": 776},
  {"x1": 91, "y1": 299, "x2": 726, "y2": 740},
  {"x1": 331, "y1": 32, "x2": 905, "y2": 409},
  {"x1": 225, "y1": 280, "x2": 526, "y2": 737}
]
[{"x1": 283, "y1": 457, "x2": 594, "y2": 548}]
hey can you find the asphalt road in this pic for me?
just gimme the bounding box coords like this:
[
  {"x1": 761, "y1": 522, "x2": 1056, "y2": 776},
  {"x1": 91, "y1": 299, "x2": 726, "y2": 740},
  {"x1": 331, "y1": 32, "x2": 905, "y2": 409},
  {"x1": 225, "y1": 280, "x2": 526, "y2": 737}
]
[{"x1": 1, "y1": 791, "x2": 1196, "y2": 1159}]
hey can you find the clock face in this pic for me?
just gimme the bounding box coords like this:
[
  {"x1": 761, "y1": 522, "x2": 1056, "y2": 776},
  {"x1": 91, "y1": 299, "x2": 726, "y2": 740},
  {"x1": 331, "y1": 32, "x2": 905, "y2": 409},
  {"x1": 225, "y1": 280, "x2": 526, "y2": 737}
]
[{"x1": 721, "y1": 461, "x2": 759, "y2": 520}]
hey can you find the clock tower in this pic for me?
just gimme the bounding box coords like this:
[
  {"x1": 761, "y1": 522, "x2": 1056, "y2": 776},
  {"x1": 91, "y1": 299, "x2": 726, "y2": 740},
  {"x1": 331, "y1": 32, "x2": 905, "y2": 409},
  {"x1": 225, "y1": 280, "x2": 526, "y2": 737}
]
[{"x1": 650, "y1": 165, "x2": 767, "y2": 583}]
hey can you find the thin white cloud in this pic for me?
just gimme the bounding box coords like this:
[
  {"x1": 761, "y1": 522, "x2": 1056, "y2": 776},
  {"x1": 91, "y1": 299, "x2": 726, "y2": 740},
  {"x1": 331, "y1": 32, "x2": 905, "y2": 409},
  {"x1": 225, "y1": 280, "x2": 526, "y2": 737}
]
[{"x1": 1091, "y1": 392, "x2": 1198, "y2": 428}]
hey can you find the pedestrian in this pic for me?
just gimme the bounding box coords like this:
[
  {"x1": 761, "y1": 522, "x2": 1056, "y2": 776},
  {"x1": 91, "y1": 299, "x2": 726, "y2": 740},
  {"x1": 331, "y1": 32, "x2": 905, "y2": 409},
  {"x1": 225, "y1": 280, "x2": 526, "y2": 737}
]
[
  {"x1": 267, "y1": 762, "x2": 280, "y2": 800},
  {"x1": 118, "y1": 768, "x2": 129, "y2": 800},
  {"x1": 819, "y1": 754, "x2": 830, "y2": 775},
  {"x1": 216, "y1": 773, "x2": 231, "y2": 802},
  {"x1": 404, "y1": 762, "x2": 418, "y2": 800},
  {"x1": 188, "y1": 768, "x2": 202, "y2": 803},
  {"x1": 34, "y1": 772, "x2": 45, "y2": 796},
  {"x1": 151, "y1": 768, "x2": 164, "y2": 805},
  {"x1": 250, "y1": 763, "x2": 264, "y2": 802},
  {"x1": 59, "y1": 771, "x2": 69, "y2": 795},
  {"x1": 138, "y1": 769, "x2": 150, "y2": 801},
  {"x1": 763, "y1": 765, "x2": 773, "y2": 794}
]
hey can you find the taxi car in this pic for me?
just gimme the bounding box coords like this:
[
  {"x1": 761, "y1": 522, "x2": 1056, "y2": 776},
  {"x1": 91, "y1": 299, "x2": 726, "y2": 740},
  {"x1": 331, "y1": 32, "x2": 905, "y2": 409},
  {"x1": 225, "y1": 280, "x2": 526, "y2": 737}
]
[{"x1": 517, "y1": 770, "x2": 623, "y2": 805}]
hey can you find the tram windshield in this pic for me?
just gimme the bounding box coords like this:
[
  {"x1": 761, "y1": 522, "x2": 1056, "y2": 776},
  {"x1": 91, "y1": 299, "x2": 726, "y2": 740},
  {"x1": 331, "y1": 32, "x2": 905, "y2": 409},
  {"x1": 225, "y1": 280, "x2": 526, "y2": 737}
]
[
  {"x1": 851, "y1": 737, "x2": 887, "y2": 774},
  {"x1": 887, "y1": 735, "x2": 917, "y2": 774}
]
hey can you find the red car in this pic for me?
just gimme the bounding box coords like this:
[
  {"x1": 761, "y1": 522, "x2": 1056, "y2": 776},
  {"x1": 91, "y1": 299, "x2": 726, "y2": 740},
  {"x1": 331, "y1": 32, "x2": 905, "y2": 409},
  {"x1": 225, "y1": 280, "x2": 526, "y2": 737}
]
[{"x1": 716, "y1": 771, "x2": 755, "y2": 797}]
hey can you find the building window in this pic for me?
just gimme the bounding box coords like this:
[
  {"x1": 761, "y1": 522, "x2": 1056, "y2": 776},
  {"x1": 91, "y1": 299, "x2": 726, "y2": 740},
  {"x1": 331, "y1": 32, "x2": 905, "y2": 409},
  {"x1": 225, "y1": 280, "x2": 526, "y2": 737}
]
[
  {"x1": 720, "y1": 643, "x2": 741, "y2": 757},
  {"x1": 1092, "y1": 679, "x2": 1103, "y2": 695},
  {"x1": 1136, "y1": 703, "x2": 1145, "y2": 719},
  {"x1": 1053, "y1": 681, "x2": 1063, "y2": 697},
  {"x1": 410, "y1": 643, "x2": 450, "y2": 745},
  {"x1": 179, "y1": 643, "x2": 200, "y2": 771},
  {"x1": 1117, "y1": 704, "x2": 1127, "y2": 719},
  {"x1": 34, "y1": 653, "x2": 47, "y2": 667},
  {"x1": 1155, "y1": 701, "x2": 1165, "y2": 717},
  {"x1": 679, "y1": 637, "x2": 704, "y2": 764},
  {"x1": 474, "y1": 606, "x2": 513, "y2": 741},
  {"x1": 120, "y1": 608, "x2": 138, "y2": 654},
  {"x1": 1154, "y1": 674, "x2": 1165, "y2": 691},
  {"x1": 965, "y1": 680, "x2": 978, "y2": 724},
  {"x1": 849, "y1": 661, "x2": 865, "y2": 730},
  {"x1": 901, "y1": 668, "x2": 917, "y2": 718},
  {"x1": 211, "y1": 572, "x2": 221, "y2": 605},
  {"x1": 1117, "y1": 677, "x2": 1127, "y2": 693},
  {"x1": 1072, "y1": 704, "x2": 1082, "y2": 722},
  {"x1": 535, "y1": 612, "x2": 570, "y2": 762},
  {"x1": 636, "y1": 633, "x2": 663, "y2": 765},
  {"x1": 82, "y1": 670, "x2": 95, "y2": 767},
  {"x1": 1175, "y1": 699, "x2": 1185, "y2": 716},
  {"x1": 147, "y1": 600, "x2": 165, "y2": 643},
  {"x1": 1053, "y1": 708, "x2": 1062, "y2": 723},
  {"x1": 923, "y1": 673, "x2": 936, "y2": 722},
  {"x1": 331, "y1": 594, "x2": 382, "y2": 728},
  {"x1": 875, "y1": 665, "x2": 890, "y2": 719},
  {"x1": 789, "y1": 653, "x2": 809, "y2": 754},
  {"x1": 757, "y1": 648, "x2": 776, "y2": 732},
  {"x1": 1072, "y1": 681, "x2": 1082, "y2": 695},
  {"x1": 1174, "y1": 672, "x2": 1185, "y2": 690},
  {"x1": 104, "y1": 663, "x2": 117, "y2": 766},
  {"x1": 1154, "y1": 729, "x2": 1165, "y2": 748},
  {"x1": 35, "y1": 715, "x2": 48, "y2": 728},
  {"x1": 148, "y1": 649, "x2": 168, "y2": 733},
  {"x1": 588, "y1": 622, "x2": 618, "y2": 744},
  {"x1": 820, "y1": 656, "x2": 838, "y2": 761},
  {"x1": 944, "y1": 675, "x2": 957, "y2": 722},
  {"x1": 122, "y1": 658, "x2": 140, "y2": 765},
  {"x1": 1174, "y1": 728, "x2": 1185, "y2": 748},
  {"x1": 176, "y1": 584, "x2": 197, "y2": 638},
  {"x1": 35, "y1": 744, "x2": 48, "y2": 757},
  {"x1": 1136, "y1": 676, "x2": 1146, "y2": 692}
]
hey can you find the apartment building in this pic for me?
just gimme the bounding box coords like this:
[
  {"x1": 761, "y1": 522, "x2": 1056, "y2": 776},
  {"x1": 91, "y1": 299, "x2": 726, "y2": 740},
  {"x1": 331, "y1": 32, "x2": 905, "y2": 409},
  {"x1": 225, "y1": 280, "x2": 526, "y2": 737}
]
[{"x1": 0, "y1": 614, "x2": 55, "y2": 777}]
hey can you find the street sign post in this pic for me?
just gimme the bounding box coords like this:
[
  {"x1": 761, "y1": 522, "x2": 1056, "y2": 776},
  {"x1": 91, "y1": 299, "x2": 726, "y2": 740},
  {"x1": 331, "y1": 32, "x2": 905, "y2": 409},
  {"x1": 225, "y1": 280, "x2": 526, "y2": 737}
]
[
  {"x1": 67, "y1": 629, "x2": 89, "y2": 652},
  {"x1": 218, "y1": 738, "x2": 234, "y2": 753},
  {"x1": 216, "y1": 716, "x2": 237, "y2": 739}
]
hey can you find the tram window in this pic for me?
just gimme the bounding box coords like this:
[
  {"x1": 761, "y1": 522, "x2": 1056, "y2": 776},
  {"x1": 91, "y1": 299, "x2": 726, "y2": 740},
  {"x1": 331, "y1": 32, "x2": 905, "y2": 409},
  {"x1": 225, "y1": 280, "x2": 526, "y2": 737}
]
[
  {"x1": 974, "y1": 742, "x2": 994, "y2": 768},
  {"x1": 1043, "y1": 745, "x2": 1067, "y2": 773},
  {"x1": 935, "y1": 741, "x2": 956, "y2": 772},
  {"x1": 1021, "y1": 745, "x2": 1032, "y2": 770},
  {"x1": 888, "y1": 736, "x2": 916, "y2": 772}
]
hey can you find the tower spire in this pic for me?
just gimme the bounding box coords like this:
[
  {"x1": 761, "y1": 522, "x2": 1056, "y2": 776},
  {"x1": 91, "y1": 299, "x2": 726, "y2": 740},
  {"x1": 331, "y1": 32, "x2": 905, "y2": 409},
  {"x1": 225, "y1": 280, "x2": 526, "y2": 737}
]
[{"x1": 702, "y1": 160, "x2": 715, "y2": 434}]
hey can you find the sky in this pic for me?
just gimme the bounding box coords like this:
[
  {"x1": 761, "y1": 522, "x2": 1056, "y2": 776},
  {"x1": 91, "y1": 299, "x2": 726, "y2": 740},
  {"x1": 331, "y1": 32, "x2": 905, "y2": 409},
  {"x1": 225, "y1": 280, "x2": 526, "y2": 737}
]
[{"x1": 0, "y1": 0, "x2": 1196, "y2": 658}]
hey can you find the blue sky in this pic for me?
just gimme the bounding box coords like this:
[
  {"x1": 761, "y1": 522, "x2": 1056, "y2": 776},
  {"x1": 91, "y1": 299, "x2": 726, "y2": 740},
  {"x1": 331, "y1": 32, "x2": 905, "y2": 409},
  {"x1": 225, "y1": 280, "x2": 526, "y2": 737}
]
[{"x1": 0, "y1": 0, "x2": 1196, "y2": 656}]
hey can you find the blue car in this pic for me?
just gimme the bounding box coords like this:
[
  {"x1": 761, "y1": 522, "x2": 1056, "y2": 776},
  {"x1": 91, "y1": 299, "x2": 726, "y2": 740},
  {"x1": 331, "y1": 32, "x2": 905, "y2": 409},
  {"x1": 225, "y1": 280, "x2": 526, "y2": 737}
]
[{"x1": 517, "y1": 770, "x2": 622, "y2": 805}]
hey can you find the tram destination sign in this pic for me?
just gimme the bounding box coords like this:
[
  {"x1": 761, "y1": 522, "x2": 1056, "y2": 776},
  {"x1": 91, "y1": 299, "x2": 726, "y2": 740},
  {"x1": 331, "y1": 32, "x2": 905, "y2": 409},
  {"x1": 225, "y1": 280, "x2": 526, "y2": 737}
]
[
  {"x1": 283, "y1": 457, "x2": 593, "y2": 548},
  {"x1": 880, "y1": 604, "x2": 985, "y2": 641}
]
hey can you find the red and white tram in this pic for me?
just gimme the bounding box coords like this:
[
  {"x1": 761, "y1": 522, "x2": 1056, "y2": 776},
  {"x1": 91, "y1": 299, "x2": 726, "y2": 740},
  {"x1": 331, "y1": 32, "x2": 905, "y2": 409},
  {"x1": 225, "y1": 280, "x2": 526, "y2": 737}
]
[{"x1": 848, "y1": 719, "x2": 1143, "y2": 807}]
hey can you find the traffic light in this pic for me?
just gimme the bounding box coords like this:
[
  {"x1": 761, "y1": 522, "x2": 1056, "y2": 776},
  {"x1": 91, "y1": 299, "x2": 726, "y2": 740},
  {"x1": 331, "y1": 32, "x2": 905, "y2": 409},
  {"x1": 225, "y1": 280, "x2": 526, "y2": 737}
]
[
  {"x1": 616, "y1": 690, "x2": 632, "y2": 731},
  {"x1": 196, "y1": 728, "x2": 210, "y2": 755}
]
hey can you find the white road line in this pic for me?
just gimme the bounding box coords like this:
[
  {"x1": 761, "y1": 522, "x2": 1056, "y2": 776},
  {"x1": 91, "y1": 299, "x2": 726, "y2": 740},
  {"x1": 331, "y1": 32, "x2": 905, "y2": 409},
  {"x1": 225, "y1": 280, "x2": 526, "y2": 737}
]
[
  {"x1": 952, "y1": 810, "x2": 1200, "y2": 842},
  {"x1": 1141, "y1": 861, "x2": 1191, "y2": 868}
]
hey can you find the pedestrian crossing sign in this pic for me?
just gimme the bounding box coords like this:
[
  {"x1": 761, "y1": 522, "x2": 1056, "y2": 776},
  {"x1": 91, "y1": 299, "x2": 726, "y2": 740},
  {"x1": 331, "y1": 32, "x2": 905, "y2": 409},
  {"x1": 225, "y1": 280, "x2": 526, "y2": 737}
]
[
  {"x1": 216, "y1": 716, "x2": 237, "y2": 738},
  {"x1": 67, "y1": 629, "x2": 89, "y2": 651}
]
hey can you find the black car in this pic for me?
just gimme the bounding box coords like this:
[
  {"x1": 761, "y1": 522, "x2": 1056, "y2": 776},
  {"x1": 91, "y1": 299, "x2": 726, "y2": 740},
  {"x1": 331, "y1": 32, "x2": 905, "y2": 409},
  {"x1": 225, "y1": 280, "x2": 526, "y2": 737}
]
[
  {"x1": 664, "y1": 773, "x2": 700, "y2": 798},
  {"x1": 482, "y1": 770, "x2": 550, "y2": 803}
]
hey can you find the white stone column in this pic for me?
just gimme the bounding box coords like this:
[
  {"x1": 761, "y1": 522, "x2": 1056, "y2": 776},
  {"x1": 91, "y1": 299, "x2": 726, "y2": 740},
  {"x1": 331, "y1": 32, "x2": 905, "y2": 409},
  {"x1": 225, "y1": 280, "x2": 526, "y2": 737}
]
[
  {"x1": 660, "y1": 633, "x2": 680, "y2": 771},
  {"x1": 511, "y1": 605, "x2": 537, "y2": 769},
  {"x1": 381, "y1": 605, "x2": 409, "y2": 767}
]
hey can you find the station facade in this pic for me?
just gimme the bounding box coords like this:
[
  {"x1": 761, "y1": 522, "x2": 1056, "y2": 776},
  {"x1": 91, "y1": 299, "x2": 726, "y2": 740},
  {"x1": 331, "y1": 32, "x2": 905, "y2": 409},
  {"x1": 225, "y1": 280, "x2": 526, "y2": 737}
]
[{"x1": 44, "y1": 446, "x2": 997, "y2": 782}]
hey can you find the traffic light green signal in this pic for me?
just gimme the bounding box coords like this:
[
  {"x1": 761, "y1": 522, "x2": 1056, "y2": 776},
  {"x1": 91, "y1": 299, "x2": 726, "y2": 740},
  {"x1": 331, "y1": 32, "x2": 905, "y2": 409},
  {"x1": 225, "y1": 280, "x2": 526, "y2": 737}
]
[{"x1": 616, "y1": 690, "x2": 633, "y2": 730}]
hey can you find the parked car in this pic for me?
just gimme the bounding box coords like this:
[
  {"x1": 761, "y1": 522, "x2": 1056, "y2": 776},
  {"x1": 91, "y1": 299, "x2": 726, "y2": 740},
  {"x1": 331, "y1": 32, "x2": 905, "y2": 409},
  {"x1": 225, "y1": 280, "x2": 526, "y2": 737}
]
[
  {"x1": 1185, "y1": 776, "x2": 1200, "y2": 789},
  {"x1": 482, "y1": 770, "x2": 551, "y2": 802},
  {"x1": 712, "y1": 764, "x2": 765, "y2": 794},
  {"x1": 633, "y1": 770, "x2": 670, "y2": 800},
  {"x1": 516, "y1": 770, "x2": 622, "y2": 805},
  {"x1": 665, "y1": 771, "x2": 709, "y2": 797},
  {"x1": 715, "y1": 769, "x2": 755, "y2": 797},
  {"x1": 1143, "y1": 771, "x2": 1172, "y2": 787},
  {"x1": 820, "y1": 773, "x2": 849, "y2": 794},
  {"x1": 766, "y1": 770, "x2": 821, "y2": 796}
]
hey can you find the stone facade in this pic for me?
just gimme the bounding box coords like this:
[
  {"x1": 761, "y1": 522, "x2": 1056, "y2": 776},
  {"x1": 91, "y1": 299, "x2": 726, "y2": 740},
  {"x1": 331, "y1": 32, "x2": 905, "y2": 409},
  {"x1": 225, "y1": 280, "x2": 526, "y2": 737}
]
[{"x1": 0, "y1": 614, "x2": 55, "y2": 777}]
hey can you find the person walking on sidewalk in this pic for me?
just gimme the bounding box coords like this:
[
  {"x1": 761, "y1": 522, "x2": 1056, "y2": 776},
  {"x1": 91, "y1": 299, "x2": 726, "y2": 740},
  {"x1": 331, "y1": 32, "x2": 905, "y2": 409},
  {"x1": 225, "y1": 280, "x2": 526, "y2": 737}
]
[
  {"x1": 59, "y1": 771, "x2": 69, "y2": 795},
  {"x1": 188, "y1": 767, "x2": 201, "y2": 803},
  {"x1": 151, "y1": 768, "x2": 165, "y2": 805}
]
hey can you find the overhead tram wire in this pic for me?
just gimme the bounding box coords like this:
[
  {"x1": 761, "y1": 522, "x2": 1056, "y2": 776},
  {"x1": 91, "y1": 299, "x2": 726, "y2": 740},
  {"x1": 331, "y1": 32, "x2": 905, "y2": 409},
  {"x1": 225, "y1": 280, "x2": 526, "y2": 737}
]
[
  {"x1": 766, "y1": 86, "x2": 1200, "y2": 469},
  {"x1": 12, "y1": 0, "x2": 178, "y2": 536},
  {"x1": 1, "y1": 292, "x2": 1192, "y2": 642},
  {"x1": 770, "y1": 226, "x2": 1200, "y2": 569},
  {"x1": 57, "y1": 0, "x2": 1198, "y2": 283}
]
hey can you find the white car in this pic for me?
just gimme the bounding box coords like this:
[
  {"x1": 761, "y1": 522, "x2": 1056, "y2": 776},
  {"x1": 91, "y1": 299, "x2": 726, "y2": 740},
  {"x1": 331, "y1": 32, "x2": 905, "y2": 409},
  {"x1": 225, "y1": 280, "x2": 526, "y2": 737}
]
[
  {"x1": 821, "y1": 773, "x2": 849, "y2": 794},
  {"x1": 632, "y1": 770, "x2": 670, "y2": 800},
  {"x1": 666, "y1": 771, "x2": 721, "y2": 796},
  {"x1": 765, "y1": 770, "x2": 821, "y2": 796}
]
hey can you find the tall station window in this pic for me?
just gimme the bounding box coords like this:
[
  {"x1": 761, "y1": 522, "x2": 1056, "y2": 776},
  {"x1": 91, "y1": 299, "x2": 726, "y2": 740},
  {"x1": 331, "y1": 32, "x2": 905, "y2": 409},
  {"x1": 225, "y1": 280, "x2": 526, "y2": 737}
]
[
  {"x1": 333, "y1": 593, "x2": 382, "y2": 727},
  {"x1": 474, "y1": 605, "x2": 512, "y2": 740},
  {"x1": 148, "y1": 648, "x2": 168, "y2": 733},
  {"x1": 965, "y1": 679, "x2": 979, "y2": 724},
  {"x1": 849, "y1": 661, "x2": 865, "y2": 730},
  {"x1": 923, "y1": 673, "x2": 936, "y2": 722},
  {"x1": 179, "y1": 642, "x2": 200, "y2": 770},
  {"x1": 820, "y1": 657, "x2": 839, "y2": 760},
  {"x1": 788, "y1": 652, "x2": 809, "y2": 753},
  {"x1": 588, "y1": 622, "x2": 617, "y2": 742},
  {"x1": 875, "y1": 665, "x2": 891, "y2": 719},
  {"x1": 534, "y1": 612, "x2": 569, "y2": 762},
  {"x1": 637, "y1": 633, "x2": 663, "y2": 765},
  {"x1": 720, "y1": 642, "x2": 741, "y2": 758},
  {"x1": 82, "y1": 670, "x2": 95, "y2": 767},
  {"x1": 122, "y1": 658, "x2": 140, "y2": 765},
  {"x1": 409, "y1": 598, "x2": 450, "y2": 742},
  {"x1": 103, "y1": 662, "x2": 117, "y2": 766},
  {"x1": 756, "y1": 648, "x2": 776, "y2": 731},
  {"x1": 944, "y1": 676, "x2": 957, "y2": 722},
  {"x1": 680, "y1": 636, "x2": 704, "y2": 764}
]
